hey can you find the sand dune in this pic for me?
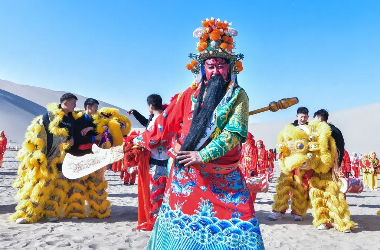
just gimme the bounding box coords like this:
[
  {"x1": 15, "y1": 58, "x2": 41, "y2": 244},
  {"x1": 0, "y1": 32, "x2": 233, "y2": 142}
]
[
  {"x1": 0, "y1": 79, "x2": 143, "y2": 144},
  {"x1": 0, "y1": 89, "x2": 46, "y2": 145}
]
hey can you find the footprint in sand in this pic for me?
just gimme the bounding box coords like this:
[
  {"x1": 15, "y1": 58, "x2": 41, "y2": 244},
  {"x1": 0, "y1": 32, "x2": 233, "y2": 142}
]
[{"x1": 72, "y1": 237, "x2": 85, "y2": 244}]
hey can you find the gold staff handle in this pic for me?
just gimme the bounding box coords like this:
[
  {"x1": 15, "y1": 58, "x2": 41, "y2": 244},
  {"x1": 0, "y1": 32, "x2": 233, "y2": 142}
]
[{"x1": 249, "y1": 97, "x2": 299, "y2": 116}]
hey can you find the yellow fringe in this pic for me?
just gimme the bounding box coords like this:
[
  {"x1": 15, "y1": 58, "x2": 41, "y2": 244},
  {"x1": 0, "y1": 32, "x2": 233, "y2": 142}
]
[
  {"x1": 272, "y1": 172, "x2": 293, "y2": 212},
  {"x1": 88, "y1": 199, "x2": 111, "y2": 214},
  {"x1": 68, "y1": 181, "x2": 86, "y2": 192},
  {"x1": 87, "y1": 179, "x2": 108, "y2": 191},
  {"x1": 93, "y1": 107, "x2": 132, "y2": 140},
  {"x1": 290, "y1": 173, "x2": 309, "y2": 216},
  {"x1": 64, "y1": 202, "x2": 86, "y2": 218},
  {"x1": 108, "y1": 119, "x2": 124, "y2": 146},
  {"x1": 88, "y1": 187, "x2": 108, "y2": 201},
  {"x1": 88, "y1": 208, "x2": 111, "y2": 219},
  {"x1": 72, "y1": 111, "x2": 85, "y2": 120},
  {"x1": 309, "y1": 173, "x2": 355, "y2": 231}
]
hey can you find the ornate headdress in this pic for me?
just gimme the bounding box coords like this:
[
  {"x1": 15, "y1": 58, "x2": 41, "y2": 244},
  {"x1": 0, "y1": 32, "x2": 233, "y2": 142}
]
[{"x1": 186, "y1": 17, "x2": 244, "y2": 75}]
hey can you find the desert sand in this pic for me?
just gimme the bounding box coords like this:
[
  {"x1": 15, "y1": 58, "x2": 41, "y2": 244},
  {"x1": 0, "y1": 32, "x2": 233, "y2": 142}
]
[{"x1": 1, "y1": 150, "x2": 379, "y2": 250}]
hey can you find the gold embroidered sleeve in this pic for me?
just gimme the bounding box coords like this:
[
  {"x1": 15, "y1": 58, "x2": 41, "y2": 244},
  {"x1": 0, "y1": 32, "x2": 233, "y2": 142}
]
[
  {"x1": 199, "y1": 131, "x2": 242, "y2": 163},
  {"x1": 199, "y1": 90, "x2": 249, "y2": 163}
]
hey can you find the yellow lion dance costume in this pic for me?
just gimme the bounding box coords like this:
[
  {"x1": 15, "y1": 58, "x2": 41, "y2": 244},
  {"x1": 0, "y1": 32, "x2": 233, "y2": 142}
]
[
  {"x1": 11, "y1": 104, "x2": 130, "y2": 223},
  {"x1": 273, "y1": 120, "x2": 355, "y2": 232},
  {"x1": 64, "y1": 107, "x2": 131, "y2": 219}
]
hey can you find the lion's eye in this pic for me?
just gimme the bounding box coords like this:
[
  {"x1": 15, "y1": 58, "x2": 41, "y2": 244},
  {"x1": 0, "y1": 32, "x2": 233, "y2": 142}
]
[{"x1": 296, "y1": 142, "x2": 305, "y2": 150}]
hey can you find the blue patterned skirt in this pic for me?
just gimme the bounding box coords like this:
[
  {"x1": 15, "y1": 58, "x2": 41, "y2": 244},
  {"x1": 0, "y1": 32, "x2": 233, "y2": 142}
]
[{"x1": 147, "y1": 201, "x2": 265, "y2": 250}]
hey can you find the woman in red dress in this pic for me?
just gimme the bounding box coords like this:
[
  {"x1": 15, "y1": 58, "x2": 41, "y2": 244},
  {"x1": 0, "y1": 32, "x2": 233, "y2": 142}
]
[{"x1": 0, "y1": 131, "x2": 7, "y2": 168}]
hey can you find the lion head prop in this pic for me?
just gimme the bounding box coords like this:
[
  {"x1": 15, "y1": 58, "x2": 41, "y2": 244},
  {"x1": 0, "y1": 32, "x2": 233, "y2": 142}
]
[{"x1": 277, "y1": 120, "x2": 337, "y2": 173}]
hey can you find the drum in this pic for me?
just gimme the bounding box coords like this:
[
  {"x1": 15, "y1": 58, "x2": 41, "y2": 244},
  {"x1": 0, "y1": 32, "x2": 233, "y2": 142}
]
[
  {"x1": 340, "y1": 178, "x2": 364, "y2": 193},
  {"x1": 268, "y1": 171, "x2": 274, "y2": 181},
  {"x1": 246, "y1": 174, "x2": 268, "y2": 194}
]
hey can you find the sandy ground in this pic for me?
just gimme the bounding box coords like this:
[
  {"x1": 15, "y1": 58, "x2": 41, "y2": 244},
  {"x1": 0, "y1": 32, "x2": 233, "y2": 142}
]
[{"x1": 1, "y1": 150, "x2": 379, "y2": 250}]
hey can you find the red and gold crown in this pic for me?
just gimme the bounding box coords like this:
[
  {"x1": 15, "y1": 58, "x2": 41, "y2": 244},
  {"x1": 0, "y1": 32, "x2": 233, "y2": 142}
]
[{"x1": 186, "y1": 17, "x2": 244, "y2": 75}]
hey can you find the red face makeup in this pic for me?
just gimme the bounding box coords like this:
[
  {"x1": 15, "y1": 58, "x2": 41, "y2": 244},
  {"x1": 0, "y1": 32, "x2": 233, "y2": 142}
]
[{"x1": 204, "y1": 57, "x2": 229, "y2": 80}]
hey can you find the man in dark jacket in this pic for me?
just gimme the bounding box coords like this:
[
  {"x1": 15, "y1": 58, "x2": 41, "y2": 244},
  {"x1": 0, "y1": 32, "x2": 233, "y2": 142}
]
[
  {"x1": 313, "y1": 109, "x2": 345, "y2": 166},
  {"x1": 71, "y1": 98, "x2": 102, "y2": 156},
  {"x1": 65, "y1": 98, "x2": 110, "y2": 220},
  {"x1": 42, "y1": 93, "x2": 77, "y2": 171}
]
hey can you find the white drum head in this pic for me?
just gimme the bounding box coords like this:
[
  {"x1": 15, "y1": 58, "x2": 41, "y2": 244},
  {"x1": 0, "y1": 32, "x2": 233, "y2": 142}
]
[{"x1": 339, "y1": 178, "x2": 348, "y2": 193}]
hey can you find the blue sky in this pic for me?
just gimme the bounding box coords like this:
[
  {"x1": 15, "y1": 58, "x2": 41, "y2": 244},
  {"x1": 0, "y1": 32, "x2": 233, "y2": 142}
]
[{"x1": 0, "y1": 0, "x2": 379, "y2": 123}]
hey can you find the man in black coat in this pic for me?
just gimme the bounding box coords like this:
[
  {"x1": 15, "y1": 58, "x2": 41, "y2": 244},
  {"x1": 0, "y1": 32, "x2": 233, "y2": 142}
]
[
  {"x1": 313, "y1": 109, "x2": 345, "y2": 166},
  {"x1": 65, "y1": 98, "x2": 108, "y2": 220},
  {"x1": 71, "y1": 98, "x2": 102, "y2": 156}
]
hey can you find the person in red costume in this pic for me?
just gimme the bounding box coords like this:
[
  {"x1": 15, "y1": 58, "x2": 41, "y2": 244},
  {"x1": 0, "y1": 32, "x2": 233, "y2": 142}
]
[
  {"x1": 133, "y1": 17, "x2": 265, "y2": 249},
  {"x1": 0, "y1": 131, "x2": 7, "y2": 167},
  {"x1": 240, "y1": 132, "x2": 258, "y2": 177},
  {"x1": 351, "y1": 152, "x2": 360, "y2": 178},
  {"x1": 340, "y1": 150, "x2": 351, "y2": 178},
  {"x1": 267, "y1": 149, "x2": 275, "y2": 173},
  {"x1": 256, "y1": 140, "x2": 268, "y2": 175},
  {"x1": 122, "y1": 166, "x2": 137, "y2": 185}
]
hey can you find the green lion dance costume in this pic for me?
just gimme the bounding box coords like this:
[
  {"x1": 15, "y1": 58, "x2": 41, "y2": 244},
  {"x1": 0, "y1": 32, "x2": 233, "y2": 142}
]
[
  {"x1": 11, "y1": 104, "x2": 130, "y2": 223},
  {"x1": 272, "y1": 120, "x2": 355, "y2": 232}
]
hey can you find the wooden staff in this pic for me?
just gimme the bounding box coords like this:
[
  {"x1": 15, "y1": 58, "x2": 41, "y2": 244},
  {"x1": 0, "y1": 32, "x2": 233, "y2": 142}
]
[{"x1": 249, "y1": 97, "x2": 299, "y2": 116}]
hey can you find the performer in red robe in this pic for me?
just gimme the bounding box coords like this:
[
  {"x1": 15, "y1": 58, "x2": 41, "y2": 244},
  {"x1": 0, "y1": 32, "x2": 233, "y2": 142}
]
[
  {"x1": 129, "y1": 94, "x2": 169, "y2": 231},
  {"x1": 340, "y1": 150, "x2": 351, "y2": 178},
  {"x1": 240, "y1": 132, "x2": 258, "y2": 177},
  {"x1": 351, "y1": 152, "x2": 360, "y2": 178},
  {"x1": 133, "y1": 17, "x2": 264, "y2": 250},
  {"x1": 0, "y1": 131, "x2": 7, "y2": 168},
  {"x1": 121, "y1": 166, "x2": 137, "y2": 185},
  {"x1": 267, "y1": 149, "x2": 275, "y2": 173},
  {"x1": 256, "y1": 140, "x2": 268, "y2": 175}
]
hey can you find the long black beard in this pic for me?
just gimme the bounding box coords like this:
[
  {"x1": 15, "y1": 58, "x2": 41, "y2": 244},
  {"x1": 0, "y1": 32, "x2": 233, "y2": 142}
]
[{"x1": 177, "y1": 74, "x2": 228, "y2": 166}]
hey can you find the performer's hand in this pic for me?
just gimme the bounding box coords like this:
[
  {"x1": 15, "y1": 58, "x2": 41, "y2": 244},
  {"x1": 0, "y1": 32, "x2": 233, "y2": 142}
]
[
  {"x1": 126, "y1": 110, "x2": 134, "y2": 115},
  {"x1": 68, "y1": 138, "x2": 74, "y2": 146},
  {"x1": 81, "y1": 127, "x2": 93, "y2": 136},
  {"x1": 177, "y1": 151, "x2": 203, "y2": 167}
]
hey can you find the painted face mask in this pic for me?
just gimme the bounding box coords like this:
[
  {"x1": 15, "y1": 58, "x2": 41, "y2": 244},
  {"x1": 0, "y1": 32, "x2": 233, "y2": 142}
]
[{"x1": 204, "y1": 58, "x2": 229, "y2": 80}]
